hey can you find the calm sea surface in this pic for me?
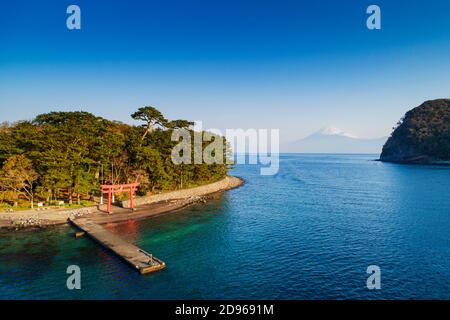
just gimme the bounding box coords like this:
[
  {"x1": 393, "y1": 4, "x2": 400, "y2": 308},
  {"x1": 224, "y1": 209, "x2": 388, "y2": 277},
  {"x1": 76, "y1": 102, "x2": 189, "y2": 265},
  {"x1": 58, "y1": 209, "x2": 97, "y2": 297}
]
[{"x1": 1, "y1": 154, "x2": 450, "y2": 300}]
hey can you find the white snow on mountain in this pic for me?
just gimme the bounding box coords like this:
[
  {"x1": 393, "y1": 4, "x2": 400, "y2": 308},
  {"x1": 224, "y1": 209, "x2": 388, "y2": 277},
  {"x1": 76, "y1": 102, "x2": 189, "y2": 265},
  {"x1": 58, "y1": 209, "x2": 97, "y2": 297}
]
[
  {"x1": 315, "y1": 126, "x2": 359, "y2": 139},
  {"x1": 282, "y1": 126, "x2": 387, "y2": 154}
]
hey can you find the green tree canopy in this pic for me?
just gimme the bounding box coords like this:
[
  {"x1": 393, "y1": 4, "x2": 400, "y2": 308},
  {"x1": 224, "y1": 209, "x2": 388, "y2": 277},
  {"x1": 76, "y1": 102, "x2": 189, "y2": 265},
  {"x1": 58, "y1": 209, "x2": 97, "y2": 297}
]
[
  {"x1": 131, "y1": 106, "x2": 168, "y2": 140},
  {"x1": 0, "y1": 106, "x2": 230, "y2": 208}
]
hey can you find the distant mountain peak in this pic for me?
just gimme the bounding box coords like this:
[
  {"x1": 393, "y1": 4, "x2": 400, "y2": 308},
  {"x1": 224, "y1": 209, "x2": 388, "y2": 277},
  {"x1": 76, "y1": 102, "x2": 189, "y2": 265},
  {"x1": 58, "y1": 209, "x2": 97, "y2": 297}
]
[
  {"x1": 315, "y1": 126, "x2": 359, "y2": 139},
  {"x1": 282, "y1": 126, "x2": 386, "y2": 154}
]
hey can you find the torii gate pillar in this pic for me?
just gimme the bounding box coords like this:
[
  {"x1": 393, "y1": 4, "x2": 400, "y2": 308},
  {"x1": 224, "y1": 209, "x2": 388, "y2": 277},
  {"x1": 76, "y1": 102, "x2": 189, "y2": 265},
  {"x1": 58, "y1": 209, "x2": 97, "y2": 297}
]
[{"x1": 100, "y1": 183, "x2": 140, "y2": 214}]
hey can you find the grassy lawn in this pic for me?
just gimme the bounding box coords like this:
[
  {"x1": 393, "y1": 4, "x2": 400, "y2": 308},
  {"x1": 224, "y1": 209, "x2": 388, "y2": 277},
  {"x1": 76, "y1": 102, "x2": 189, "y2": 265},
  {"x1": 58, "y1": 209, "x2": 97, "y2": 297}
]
[{"x1": 1, "y1": 201, "x2": 96, "y2": 212}]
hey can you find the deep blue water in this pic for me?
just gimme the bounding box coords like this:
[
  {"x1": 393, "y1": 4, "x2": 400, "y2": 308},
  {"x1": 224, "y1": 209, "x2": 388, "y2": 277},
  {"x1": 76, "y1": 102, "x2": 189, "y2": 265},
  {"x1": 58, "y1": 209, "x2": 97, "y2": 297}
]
[{"x1": 1, "y1": 154, "x2": 449, "y2": 300}]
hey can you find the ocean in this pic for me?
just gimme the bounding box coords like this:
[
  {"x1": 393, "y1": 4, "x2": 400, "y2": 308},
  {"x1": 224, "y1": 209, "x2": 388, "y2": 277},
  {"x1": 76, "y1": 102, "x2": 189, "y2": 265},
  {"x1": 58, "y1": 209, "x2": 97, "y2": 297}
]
[{"x1": 1, "y1": 154, "x2": 449, "y2": 299}]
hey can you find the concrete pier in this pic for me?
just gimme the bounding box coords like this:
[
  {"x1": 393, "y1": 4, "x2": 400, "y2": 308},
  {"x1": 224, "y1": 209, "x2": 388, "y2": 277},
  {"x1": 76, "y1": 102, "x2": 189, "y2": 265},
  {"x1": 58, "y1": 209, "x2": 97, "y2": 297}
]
[{"x1": 69, "y1": 218, "x2": 166, "y2": 275}]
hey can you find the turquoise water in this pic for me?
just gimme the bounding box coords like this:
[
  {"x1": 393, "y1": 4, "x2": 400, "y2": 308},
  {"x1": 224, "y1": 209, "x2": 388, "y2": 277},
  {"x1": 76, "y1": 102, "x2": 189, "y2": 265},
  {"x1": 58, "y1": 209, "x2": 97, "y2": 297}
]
[{"x1": 1, "y1": 154, "x2": 450, "y2": 300}]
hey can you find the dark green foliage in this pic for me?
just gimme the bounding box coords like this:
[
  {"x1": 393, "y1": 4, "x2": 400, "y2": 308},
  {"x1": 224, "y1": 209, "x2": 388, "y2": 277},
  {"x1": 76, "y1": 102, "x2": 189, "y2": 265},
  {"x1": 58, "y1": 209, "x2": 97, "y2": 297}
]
[
  {"x1": 167, "y1": 119, "x2": 195, "y2": 129},
  {"x1": 381, "y1": 99, "x2": 450, "y2": 162},
  {"x1": 131, "y1": 106, "x2": 168, "y2": 140},
  {"x1": 0, "y1": 108, "x2": 229, "y2": 205}
]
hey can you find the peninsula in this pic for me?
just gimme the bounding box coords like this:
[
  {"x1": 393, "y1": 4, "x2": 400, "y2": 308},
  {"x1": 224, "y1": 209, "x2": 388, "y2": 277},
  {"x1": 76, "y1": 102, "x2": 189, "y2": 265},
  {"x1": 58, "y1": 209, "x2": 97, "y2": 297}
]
[{"x1": 0, "y1": 106, "x2": 243, "y2": 229}]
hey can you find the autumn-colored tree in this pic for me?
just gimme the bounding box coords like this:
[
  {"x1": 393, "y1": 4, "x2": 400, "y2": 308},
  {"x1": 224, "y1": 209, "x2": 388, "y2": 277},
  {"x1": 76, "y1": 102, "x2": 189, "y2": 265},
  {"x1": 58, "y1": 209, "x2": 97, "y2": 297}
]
[{"x1": 0, "y1": 155, "x2": 38, "y2": 208}]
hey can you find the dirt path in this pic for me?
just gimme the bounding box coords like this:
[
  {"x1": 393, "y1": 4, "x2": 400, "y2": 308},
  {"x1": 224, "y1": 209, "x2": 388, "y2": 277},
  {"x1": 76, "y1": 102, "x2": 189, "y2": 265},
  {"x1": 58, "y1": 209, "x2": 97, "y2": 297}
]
[{"x1": 0, "y1": 176, "x2": 244, "y2": 230}]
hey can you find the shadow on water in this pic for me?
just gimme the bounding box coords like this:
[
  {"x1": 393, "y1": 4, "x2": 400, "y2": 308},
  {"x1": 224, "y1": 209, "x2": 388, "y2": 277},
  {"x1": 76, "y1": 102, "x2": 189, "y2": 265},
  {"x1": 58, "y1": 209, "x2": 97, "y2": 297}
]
[{"x1": 0, "y1": 227, "x2": 63, "y2": 273}]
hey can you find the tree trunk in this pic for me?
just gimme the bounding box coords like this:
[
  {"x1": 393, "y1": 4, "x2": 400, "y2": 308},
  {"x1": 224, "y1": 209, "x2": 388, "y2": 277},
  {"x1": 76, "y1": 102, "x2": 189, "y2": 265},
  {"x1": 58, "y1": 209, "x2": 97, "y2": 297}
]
[
  {"x1": 95, "y1": 166, "x2": 100, "y2": 179},
  {"x1": 141, "y1": 123, "x2": 153, "y2": 141},
  {"x1": 68, "y1": 187, "x2": 73, "y2": 205}
]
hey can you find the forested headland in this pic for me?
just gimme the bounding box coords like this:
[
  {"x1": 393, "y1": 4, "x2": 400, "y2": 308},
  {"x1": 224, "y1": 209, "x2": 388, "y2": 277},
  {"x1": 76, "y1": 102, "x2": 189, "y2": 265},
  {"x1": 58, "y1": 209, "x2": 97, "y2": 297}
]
[
  {"x1": 0, "y1": 107, "x2": 230, "y2": 209},
  {"x1": 380, "y1": 99, "x2": 450, "y2": 163}
]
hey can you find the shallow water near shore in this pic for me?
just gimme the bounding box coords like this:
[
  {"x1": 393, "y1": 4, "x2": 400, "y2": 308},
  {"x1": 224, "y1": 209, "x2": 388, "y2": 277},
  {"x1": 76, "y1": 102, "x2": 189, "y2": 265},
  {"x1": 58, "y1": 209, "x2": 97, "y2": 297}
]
[{"x1": 1, "y1": 154, "x2": 450, "y2": 299}]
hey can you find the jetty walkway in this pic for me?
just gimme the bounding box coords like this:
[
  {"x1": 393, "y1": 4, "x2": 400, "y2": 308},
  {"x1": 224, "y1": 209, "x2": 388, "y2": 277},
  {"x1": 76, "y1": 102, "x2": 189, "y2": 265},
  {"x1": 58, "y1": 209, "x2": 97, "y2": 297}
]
[{"x1": 69, "y1": 218, "x2": 166, "y2": 275}]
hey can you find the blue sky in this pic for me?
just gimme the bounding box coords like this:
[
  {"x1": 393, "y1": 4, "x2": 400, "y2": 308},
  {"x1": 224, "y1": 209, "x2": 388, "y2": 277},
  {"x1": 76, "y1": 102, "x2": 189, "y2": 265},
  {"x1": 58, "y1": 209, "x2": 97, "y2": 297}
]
[{"x1": 1, "y1": 0, "x2": 450, "y2": 142}]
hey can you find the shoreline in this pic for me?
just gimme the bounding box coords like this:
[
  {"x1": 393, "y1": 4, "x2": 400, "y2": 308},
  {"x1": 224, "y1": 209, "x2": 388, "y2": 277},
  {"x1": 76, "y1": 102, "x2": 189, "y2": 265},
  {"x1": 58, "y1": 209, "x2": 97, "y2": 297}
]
[
  {"x1": 0, "y1": 176, "x2": 244, "y2": 231},
  {"x1": 377, "y1": 159, "x2": 450, "y2": 165}
]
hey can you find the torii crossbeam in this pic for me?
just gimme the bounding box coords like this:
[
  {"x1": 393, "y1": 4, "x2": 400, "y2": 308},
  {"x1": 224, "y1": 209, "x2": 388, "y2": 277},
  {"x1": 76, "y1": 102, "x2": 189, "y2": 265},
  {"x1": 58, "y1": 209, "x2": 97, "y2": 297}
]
[{"x1": 100, "y1": 183, "x2": 140, "y2": 214}]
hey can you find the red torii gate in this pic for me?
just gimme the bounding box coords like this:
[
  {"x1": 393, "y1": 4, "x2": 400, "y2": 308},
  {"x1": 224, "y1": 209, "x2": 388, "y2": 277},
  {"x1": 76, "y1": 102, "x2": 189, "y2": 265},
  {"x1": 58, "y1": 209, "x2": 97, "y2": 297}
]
[{"x1": 100, "y1": 183, "x2": 140, "y2": 214}]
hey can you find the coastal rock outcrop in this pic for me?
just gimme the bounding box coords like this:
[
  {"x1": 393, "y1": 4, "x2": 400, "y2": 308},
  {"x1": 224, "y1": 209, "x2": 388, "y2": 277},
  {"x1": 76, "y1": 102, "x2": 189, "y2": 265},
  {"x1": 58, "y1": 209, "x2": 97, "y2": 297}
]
[{"x1": 380, "y1": 99, "x2": 450, "y2": 164}]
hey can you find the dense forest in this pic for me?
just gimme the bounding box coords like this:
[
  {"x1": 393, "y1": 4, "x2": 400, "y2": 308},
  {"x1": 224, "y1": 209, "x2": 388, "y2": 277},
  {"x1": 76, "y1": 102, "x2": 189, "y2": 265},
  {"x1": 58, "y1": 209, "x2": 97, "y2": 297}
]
[
  {"x1": 0, "y1": 107, "x2": 230, "y2": 208},
  {"x1": 380, "y1": 99, "x2": 450, "y2": 163}
]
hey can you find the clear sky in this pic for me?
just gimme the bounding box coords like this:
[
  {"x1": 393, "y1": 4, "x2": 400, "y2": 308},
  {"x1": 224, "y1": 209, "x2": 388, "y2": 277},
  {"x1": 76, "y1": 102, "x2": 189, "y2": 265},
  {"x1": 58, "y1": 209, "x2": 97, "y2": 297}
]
[{"x1": 1, "y1": 0, "x2": 450, "y2": 142}]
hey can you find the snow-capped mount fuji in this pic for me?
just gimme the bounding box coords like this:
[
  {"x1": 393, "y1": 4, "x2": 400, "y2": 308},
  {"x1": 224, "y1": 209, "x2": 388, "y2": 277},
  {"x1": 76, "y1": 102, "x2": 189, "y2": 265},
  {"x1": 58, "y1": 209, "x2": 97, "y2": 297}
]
[
  {"x1": 312, "y1": 126, "x2": 359, "y2": 139},
  {"x1": 282, "y1": 126, "x2": 386, "y2": 154}
]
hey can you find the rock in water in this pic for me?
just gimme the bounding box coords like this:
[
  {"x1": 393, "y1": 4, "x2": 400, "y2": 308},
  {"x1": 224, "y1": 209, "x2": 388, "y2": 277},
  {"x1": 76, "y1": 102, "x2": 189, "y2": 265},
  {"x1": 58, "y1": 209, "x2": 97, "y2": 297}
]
[{"x1": 380, "y1": 99, "x2": 450, "y2": 163}]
